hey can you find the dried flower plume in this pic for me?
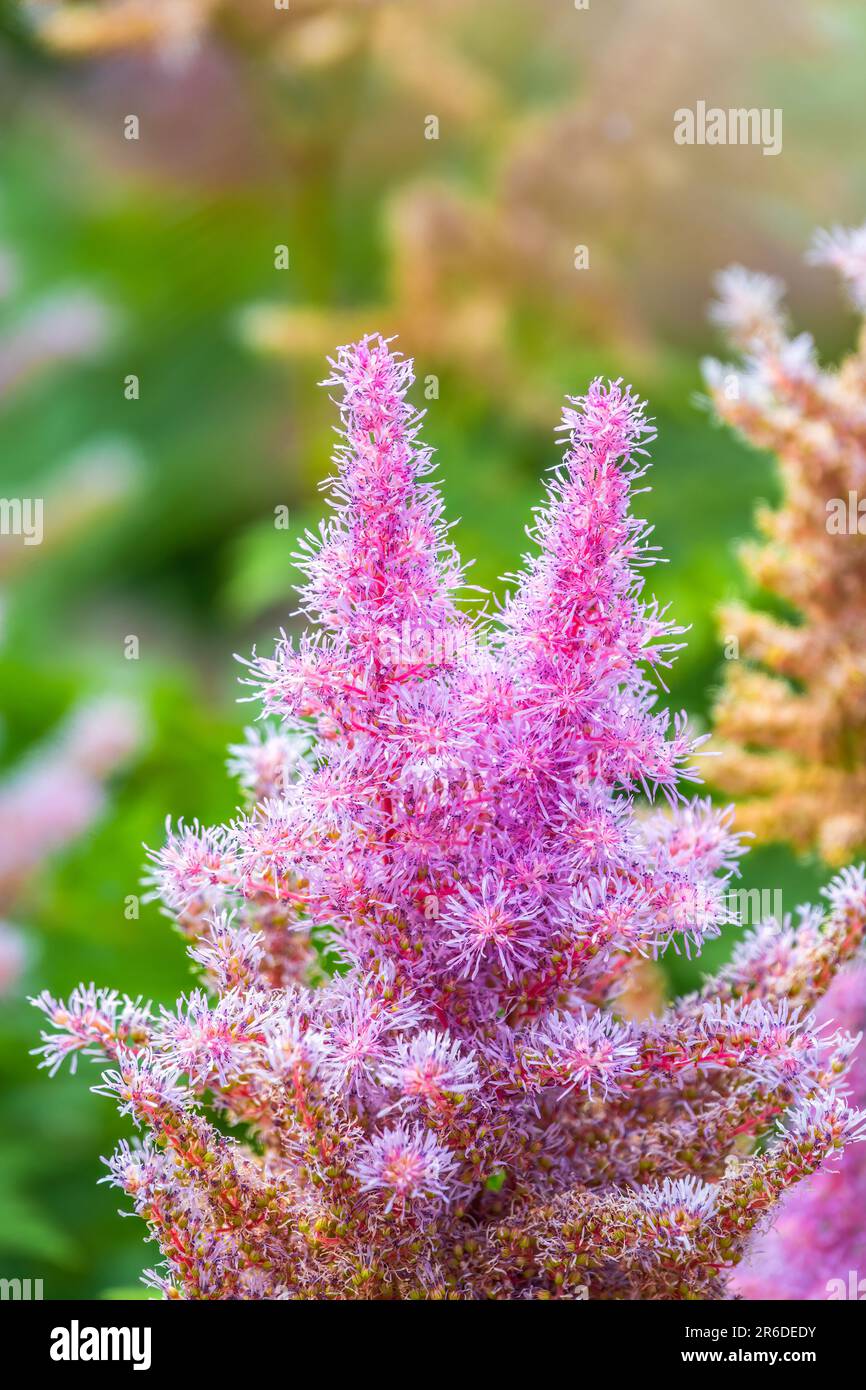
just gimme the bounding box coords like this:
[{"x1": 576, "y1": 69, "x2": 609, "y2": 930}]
[{"x1": 704, "y1": 223, "x2": 866, "y2": 864}]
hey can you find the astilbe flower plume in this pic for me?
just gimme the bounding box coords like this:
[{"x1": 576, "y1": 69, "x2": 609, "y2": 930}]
[
  {"x1": 33, "y1": 336, "x2": 866, "y2": 1299},
  {"x1": 704, "y1": 223, "x2": 866, "y2": 864}
]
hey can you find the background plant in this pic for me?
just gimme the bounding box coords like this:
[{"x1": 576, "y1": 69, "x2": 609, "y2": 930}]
[{"x1": 705, "y1": 223, "x2": 866, "y2": 865}]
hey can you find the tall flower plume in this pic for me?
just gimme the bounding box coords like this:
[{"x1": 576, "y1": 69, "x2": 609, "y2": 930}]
[
  {"x1": 704, "y1": 223, "x2": 866, "y2": 864},
  {"x1": 33, "y1": 336, "x2": 866, "y2": 1299}
]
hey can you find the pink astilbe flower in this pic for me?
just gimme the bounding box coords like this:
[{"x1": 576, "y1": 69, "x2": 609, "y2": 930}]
[
  {"x1": 516, "y1": 1008, "x2": 639, "y2": 1100},
  {"x1": 377, "y1": 1030, "x2": 479, "y2": 1110},
  {"x1": 733, "y1": 964, "x2": 866, "y2": 1300},
  {"x1": 0, "y1": 695, "x2": 142, "y2": 912},
  {"x1": 31, "y1": 984, "x2": 152, "y2": 1077},
  {"x1": 351, "y1": 1123, "x2": 459, "y2": 1214},
  {"x1": 33, "y1": 337, "x2": 866, "y2": 1299},
  {"x1": 226, "y1": 724, "x2": 309, "y2": 802},
  {"x1": 635, "y1": 1177, "x2": 719, "y2": 1250},
  {"x1": 441, "y1": 873, "x2": 543, "y2": 982}
]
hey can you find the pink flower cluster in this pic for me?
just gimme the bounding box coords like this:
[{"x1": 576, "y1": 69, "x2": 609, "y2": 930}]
[
  {"x1": 733, "y1": 963, "x2": 866, "y2": 1300},
  {"x1": 33, "y1": 337, "x2": 866, "y2": 1298}
]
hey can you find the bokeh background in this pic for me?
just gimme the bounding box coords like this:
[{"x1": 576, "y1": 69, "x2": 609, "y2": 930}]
[{"x1": 1, "y1": 0, "x2": 865, "y2": 1296}]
